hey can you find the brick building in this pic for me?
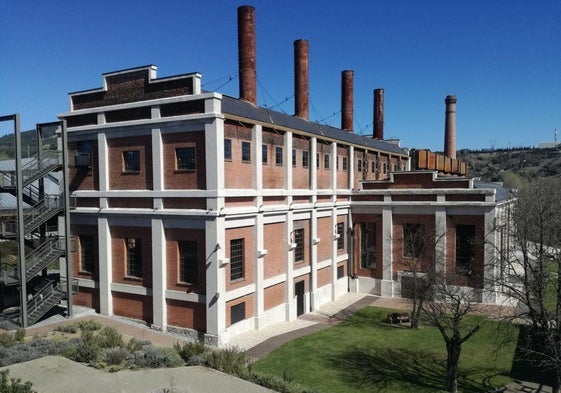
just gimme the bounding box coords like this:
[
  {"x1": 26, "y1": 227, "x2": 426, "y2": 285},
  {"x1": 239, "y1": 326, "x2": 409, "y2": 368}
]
[{"x1": 59, "y1": 6, "x2": 511, "y2": 345}]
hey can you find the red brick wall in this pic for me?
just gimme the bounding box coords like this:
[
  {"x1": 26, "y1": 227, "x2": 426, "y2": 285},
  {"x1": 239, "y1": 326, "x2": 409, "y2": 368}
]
[
  {"x1": 293, "y1": 219, "x2": 310, "y2": 268},
  {"x1": 112, "y1": 292, "x2": 153, "y2": 323},
  {"x1": 352, "y1": 214, "x2": 383, "y2": 279},
  {"x1": 71, "y1": 224, "x2": 99, "y2": 281},
  {"x1": 336, "y1": 145, "x2": 349, "y2": 188},
  {"x1": 108, "y1": 136, "x2": 153, "y2": 190},
  {"x1": 317, "y1": 266, "x2": 331, "y2": 287},
  {"x1": 316, "y1": 141, "x2": 331, "y2": 189},
  {"x1": 111, "y1": 226, "x2": 152, "y2": 288},
  {"x1": 165, "y1": 228, "x2": 206, "y2": 293},
  {"x1": 68, "y1": 140, "x2": 99, "y2": 191},
  {"x1": 446, "y1": 215, "x2": 485, "y2": 288},
  {"x1": 226, "y1": 294, "x2": 254, "y2": 327},
  {"x1": 264, "y1": 283, "x2": 284, "y2": 310},
  {"x1": 292, "y1": 135, "x2": 310, "y2": 189},
  {"x1": 262, "y1": 129, "x2": 285, "y2": 189},
  {"x1": 108, "y1": 198, "x2": 153, "y2": 208},
  {"x1": 73, "y1": 287, "x2": 100, "y2": 312},
  {"x1": 224, "y1": 122, "x2": 254, "y2": 189},
  {"x1": 225, "y1": 226, "x2": 255, "y2": 290},
  {"x1": 317, "y1": 216, "x2": 332, "y2": 262},
  {"x1": 263, "y1": 222, "x2": 286, "y2": 279},
  {"x1": 162, "y1": 131, "x2": 206, "y2": 189},
  {"x1": 163, "y1": 198, "x2": 206, "y2": 209},
  {"x1": 166, "y1": 299, "x2": 206, "y2": 331}
]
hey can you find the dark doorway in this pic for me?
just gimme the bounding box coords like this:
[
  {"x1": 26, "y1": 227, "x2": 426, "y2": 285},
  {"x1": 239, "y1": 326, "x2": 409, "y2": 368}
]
[{"x1": 295, "y1": 281, "x2": 305, "y2": 316}]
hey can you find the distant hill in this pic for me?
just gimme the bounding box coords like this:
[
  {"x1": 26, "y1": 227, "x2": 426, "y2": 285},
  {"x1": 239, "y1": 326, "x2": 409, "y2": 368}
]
[
  {"x1": 0, "y1": 130, "x2": 39, "y2": 160},
  {"x1": 457, "y1": 146, "x2": 561, "y2": 184}
]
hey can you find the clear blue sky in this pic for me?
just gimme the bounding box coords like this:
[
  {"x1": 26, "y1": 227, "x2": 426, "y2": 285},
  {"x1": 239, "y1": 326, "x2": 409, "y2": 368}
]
[{"x1": 1, "y1": 0, "x2": 560, "y2": 151}]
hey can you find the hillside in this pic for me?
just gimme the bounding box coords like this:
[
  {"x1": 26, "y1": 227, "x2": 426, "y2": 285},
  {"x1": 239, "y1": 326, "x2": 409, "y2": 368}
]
[
  {"x1": 0, "y1": 129, "x2": 36, "y2": 160},
  {"x1": 457, "y1": 146, "x2": 561, "y2": 183}
]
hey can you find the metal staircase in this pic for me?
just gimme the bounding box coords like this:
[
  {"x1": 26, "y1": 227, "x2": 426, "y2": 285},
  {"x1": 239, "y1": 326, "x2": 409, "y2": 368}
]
[{"x1": 0, "y1": 114, "x2": 72, "y2": 328}]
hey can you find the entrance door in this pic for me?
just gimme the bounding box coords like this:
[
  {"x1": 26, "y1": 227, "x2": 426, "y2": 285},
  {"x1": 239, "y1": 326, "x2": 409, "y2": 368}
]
[{"x1": 295, "y1": 281, "x2": 305, "y2": 316}]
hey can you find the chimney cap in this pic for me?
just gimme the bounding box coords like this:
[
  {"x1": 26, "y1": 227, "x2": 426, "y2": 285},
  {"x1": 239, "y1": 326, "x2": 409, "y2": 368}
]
[{"x1": 445, "y1": 95, "x2": 457, "y2": 104}]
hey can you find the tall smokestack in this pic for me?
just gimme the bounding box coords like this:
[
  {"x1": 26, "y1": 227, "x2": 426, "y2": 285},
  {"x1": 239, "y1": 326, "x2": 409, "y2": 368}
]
[
  {"x1": 341, "y1": 70, "x2": 354, "y2": 131},
  {"x1": 238, "y1": 5, "x2": 257, "y2": 104},
  {"x1": 444, "y1": 95, "x2": 457, "y2": 159},
  {"x1": 373, "y1": 88, "x2": 384, "y2": 139},
  {"x1": 294, "y1": 39, "x2": 309, "y2": 120}
]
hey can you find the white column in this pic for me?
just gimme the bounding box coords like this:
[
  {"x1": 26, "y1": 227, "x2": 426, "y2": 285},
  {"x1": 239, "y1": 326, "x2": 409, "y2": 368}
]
[
  {"x1": 348, "y1": 146, "x2": 354, "y2": 190},
  {"x1": 152, "y1": 126, "x2": 164, "y2": 209},
  {"x1": 255, "y1": 213, "x2": 265, "y2": 328},
  {"x1": 98, "y1": 217, "x2": 112, "y2": 315},
  {"x1": 435, "y1": 203, "x2": 447, "y2": 276},
  {"x1": 381, "y1": 205, "x2": 394, "y2": 297},
  {"x1": 331, "y1": 209, "x2": 338, "y2": 300},
  {"x1": 205, "y1": 217, "x2": 225, "y2": 346},
  {"x1": 310, "y1": 137, "x2": 317, "y2": 193},
  {"x1": 482, "y1": 209, "x2": 497, "y2": 304},
  {"x1": 254, "y1": 124, "x2": 262, "y2": 194},
  {"x1": 98, "y1": 133, "x2": 109, "y2": 208},
  {"x1": 285, "y1": 210, "x2": 295, "y2": 320},
  {"x1": 285, "y1": 131, "x2": 293, "y2": 195},
  {"x1": 310, "y1": 209, "x2": 318, "y2": 311},
  {"x1": 331, "y1": 142, "x2": 337, "y2": 192},
  {"x1": 151, "y1": 218, "x2": 166, "y2": 330}
]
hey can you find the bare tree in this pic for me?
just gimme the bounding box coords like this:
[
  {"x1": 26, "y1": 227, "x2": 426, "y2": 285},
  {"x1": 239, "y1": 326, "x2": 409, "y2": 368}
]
[
  {"x1": 493, "y1": 178, "x2": 561, "y2": 392},
  {"x1": 421, "y1": 279, "x2": 482, "y2": 393}
]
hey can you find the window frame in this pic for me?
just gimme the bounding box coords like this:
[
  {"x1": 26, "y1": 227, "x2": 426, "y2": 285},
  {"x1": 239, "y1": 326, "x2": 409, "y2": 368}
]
[
  {"x1": 336, "y1": 222, "x2": 345, "y2": 251},
  {"x1": 224, "y1": 138, "x2": 232, "y2": 161},
  {"x1": 178, "y1": 240, "x2": 198, "y2": 284},
  {"x1": 79, "y1": 235, "x2": 95, "y2": 273},
  {"x1": 324, "y1": 154, "x2": 330, "y2": 170},
  {"x1": 241, "y1": 141, "x2": 251, "y2": 162},
  {"x1": 230, "y1": 238, "x2": 245, "y2": 281},
  {"x1": 262, "y1": 144, "x2": 268, "y2": 164},
  {"x1": 342, "y1": 156, "x2": 348, "y2": 171},
  {"x1": 403, "y1": 223, "x2": 424, "y2": 259},
  {"x1": 123, "y1": 150, "x2": 140, "y2": 172},
  {"x1": 275, "y1": 146, "x2": 283, "y2": 166},
  {"x1": 230, "y1": 302, "x2": 246, "y2": 325},
  {"x1": 292, "y1": 149, "x2": 297, "y2": 167},
  {"x1": 456, "y1": 225, "x2": 476, "y2": 276},
  {"x1": 302, "y1": 150, "x2": 309, "y2": 168},
  {"x1": 294, "y1": 228, "x2": 305, "y2": 263},
  {"x1": 125, "y1": 237, "x2": 142, "y2": 278},
  {"x1": 175, "y1": 146, "x2": 196, "y2": 171}
]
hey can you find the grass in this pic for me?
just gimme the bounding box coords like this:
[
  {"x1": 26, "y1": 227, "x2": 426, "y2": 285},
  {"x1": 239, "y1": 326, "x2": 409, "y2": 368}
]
[{"x1": 253, "y1": 307, "x2": 518, "y2": 393}]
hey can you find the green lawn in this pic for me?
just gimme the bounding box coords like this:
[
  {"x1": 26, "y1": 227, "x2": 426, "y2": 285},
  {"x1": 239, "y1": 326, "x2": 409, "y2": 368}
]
[{"x1": 253, "y1": 307, "x2": 518, "y2": 393}]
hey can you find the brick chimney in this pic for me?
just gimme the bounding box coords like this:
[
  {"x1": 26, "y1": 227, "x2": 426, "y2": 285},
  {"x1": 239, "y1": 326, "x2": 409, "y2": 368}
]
[
  {"x1": 341, "y1": 70, "x2": 354, "y2": 131},
  {"x1": 238, "y1": 6, "x2": 257, "y2": 104},
  {"x1": 373, "y1": 88, "x2": 384, "y2": 139},
  {"x1": 294, "y1": 39, "x2": 309, "y2": 120},
  {"x1": 444, "y1": 95, "x2": 457, "y2": 159}
]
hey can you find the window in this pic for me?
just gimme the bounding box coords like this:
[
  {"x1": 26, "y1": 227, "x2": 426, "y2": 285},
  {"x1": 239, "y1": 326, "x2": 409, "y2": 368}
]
[
  {"x1": 123, "y1": 150, "x2": 140, "y2": 172},
  {"x1": 294, "y1": 228, "x2": 304, "y2": 263},
  {"x1": 337, "y1": 265, "x2": 345, "y2": 279},
  {"x1": 302, "y1": 151, "x2": 309, "y2": 168},
  {"x1": 176, "y1": 147, "x2": 196, "y2": 170},
  {"x1": 126, "y1": 237, "x2": 142, "y2": 278},
  {"x1": 316, "y1": 153, "x2": 320, "y2": 168},
  {"x1": 230, "y1": 239, "x2": 244, "y2": 281},
  {"x1": 357, "y1": 159, "x2": 362, "y2": 172},
  {"x1": 292, "y1": 149, "x2": 297, "y2": 166},
  {"x1": 76, "y1": 141, "x2": 93, "y2": 168},
  {"x1": 242, "y1": 141, "x2": 251, "y2": 162},
  {"x1": 324, "y1": 154, "x2": 330, "y2": 170},
  {"x1": 179, "y1": 241, "x2": 197, "y2": 284},
  {"x1": 337, "y1": 222, "x2": 345, "y2": 250},
  {"x1": 336, "y1": 156, "x2": 339, "y2": 170},
  {"x1": 231, "y1": 302, "x2": 245, "y2": 325},
  {"x1": 224, "y1": 139, "x2": 232, "y2": 160},
  {"x1": 372, "y1": 161, "x2": 377, "y2": 173},
  {"x1": 342, "y1": 157, "x2": 348, "y2": 171},
  {"x1": 80, "y1": 235, "x2": 95, "y2": 273},
  {"x1": 456, "y1": 225, "x2": 476, "y2": 276},
  {"x1": 262, "y1": 144, "x2": 268, "y2": 164},
  {"x1": 360, "y1": 223, "x2": 376, "y2": 268},
  {"x1": 275, "y1": 146, "x2": 283, "y2": 165},
  {"x1": 403, "y1": 224, "x2": 424, "y2": 259},
  {"x1": 383, "y1": 162, "x2": 388, "y2": 173}
]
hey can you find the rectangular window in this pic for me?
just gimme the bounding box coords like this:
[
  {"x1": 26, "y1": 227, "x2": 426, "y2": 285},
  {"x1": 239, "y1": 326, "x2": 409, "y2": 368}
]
[
  {"x1": 302, "y1": 151, "x2": 309, "y2": 168},
  {"x1": 294, "y1": 228, "x2": 304, "y2": 263},
  {"x1": 342, "y1": 156, "x2": 348, "y2": 171},
  {"x1": 357, "y1": 159, "x2": 362, "y2": 172},
  {"x1": 324, "y1": 154, "x2": 330, "y2": 170},
  {"x1": 275, "y1": 146, "x2": 283, "y2": 165},
  {"x1": 230, "y1": 239, "x2": 244, "y2": 281},
  {"x1": 224, "y1": 139, "x2": 232, "y2": 160},
  {"x1": 316, "y1": 153, "x2": 320, "y2": 169},
  {"x1": 337, "y1": 222, "x2": 345, "y2": 250},
  {"x1": 456, "y1": 225, "x2": 476, "y2": 276},
  {"x1": 242, "y1": 141, "x2": 251, "y2": 162},
  {"x1": 231, "y1": 302, "x2": 245, "y2": 325},
  {"x1": 80, "y1": 235, "x2": 95, "y2": 273},
  {"x1": 123, "y1": 150, "x2": 140, "y2": 172},
  {"x1": 383, "y1": 162, "x2": 388, "y2": 173},
  {"x1": 262, "y1": 144, "x2": 268, "y2": 164},
  {"x1": 360, "y1": 223, "x2": 376, "y2": 269},
  {"x1": 76, "y1": 141, "x2": 93, "y2": 168},
  {"x1": 176, "y1": 146, "x2": 196, "y2": 171},
  {"x1": 372, "y1": 161, "x2": 377, "y2": 173},
  {"x1": 126, "y1": 237, "x2": 142, "y2": 278},
  {"x1": 403, "y1": 224, "x2": 424, "y2": 258},
  {"x1": 337, "y1": 265, "x2": 345, "y2": 279},
  {"x1": 292, "y1": 149, "x2": 297, "y2": 166},
  {"x1": 336, "y1": 156, "x2": 339, "y2": 171},
  {"x1": 179, "y1": 241, "x2": 198, "y2": 284}
]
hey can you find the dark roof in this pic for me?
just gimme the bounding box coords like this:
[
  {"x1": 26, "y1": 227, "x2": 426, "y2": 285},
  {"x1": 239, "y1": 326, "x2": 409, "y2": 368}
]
[
  {"x1": 474, "y1": 180, "x2": 512, "y2": 203},
  {"x1": 221, "y1": 95, "x2": 407, "y2": 156}
]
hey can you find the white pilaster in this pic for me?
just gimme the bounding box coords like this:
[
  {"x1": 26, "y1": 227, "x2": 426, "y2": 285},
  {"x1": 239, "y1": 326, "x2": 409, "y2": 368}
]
[
  {"x1": 205, "y1": 217, "x2": 225, "y2": 346},
  {"x1": 310, "y1": 137, "x2": 317, "y2": 193},
  {"x1": 255, "y1": 213, "x2": 265, "y2": 328},
  {"x1": 151, "y1": 218, "x2": 166, "y2": 330},
  {"x1": 331, "y1": 142, "x2": 337, "y2": 192},
  {"x1": 98, "y1": 133, "x2": 109, "y2": 208},
  {"x1": 98, "y1": 217, "x2": 113, "y2": 315},
  {"x1": 310, "y1": 208, "x2": 318, "y2": 311},
  {"x1": 435, "y1": 204, "x2": 447, "y2": 276},
  {"x1": 381, "y1": 206, "x2": 394, "y2": 297},
  {"x1": 482, "y1": 209, "x2": 497, "y2": 304},
  {"x1": 348, "y1": 146, "x2": 354, "y2": 190},
  {"x1": 285, "y1": 210, "x2": 295, "y2": 320},
  {"x1": 285, "y1": 131, "x2": 293, "y2": 195}
]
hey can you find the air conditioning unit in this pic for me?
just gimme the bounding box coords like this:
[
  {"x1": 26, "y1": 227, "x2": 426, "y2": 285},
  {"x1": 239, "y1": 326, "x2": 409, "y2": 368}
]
[{"x1": 75, "y1": 152, "x2": 92, "y2": 168}]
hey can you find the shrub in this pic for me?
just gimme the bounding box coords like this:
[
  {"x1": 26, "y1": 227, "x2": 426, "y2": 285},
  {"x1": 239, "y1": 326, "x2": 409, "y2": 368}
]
[
  {"x1": 140, "y1": 346, "x2": 184, "y2": 368},
  {"x1": 54, "y1": 324, "x2": 78, "y2": 334},
  {"x1": 104, "y1": 347, "x2": 130, "y2": 365},
  {"x1": 173, "y1": 341, "x2": 207, "y2": 362},
  {"x1": 77, "y1": 320, "x2": 101, "y2": 331},
  {"x1": 73, "y1": 331, "x2": 101, "y2": 364},
  {"x1": 205, "y1": 347, "x2": 249, "y2": 376},
  {"x1": 108, "y1": 365, "x2": 121, "y2": 373},
  {"x1": 0, "y1": 370, "x2": 36, "y2": 393},
  {"x1": 14, "y1": 329, "x2": 25, "y2": 344},
  {"x1": 186, "y1": 355, "x2": 206, "y2": 366},
  {"x1": 126, "y1": 337, "x2": 151, "y2": 352},
  {"x1": 0, "y1": 332, "x2": 16, "y2": 348},
  {"x1": 245, "y1": 371, "x2": 321, "y2": 393},
  {"x1": 96, "y1": 327, "x2": 123, "y2": 349}
]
